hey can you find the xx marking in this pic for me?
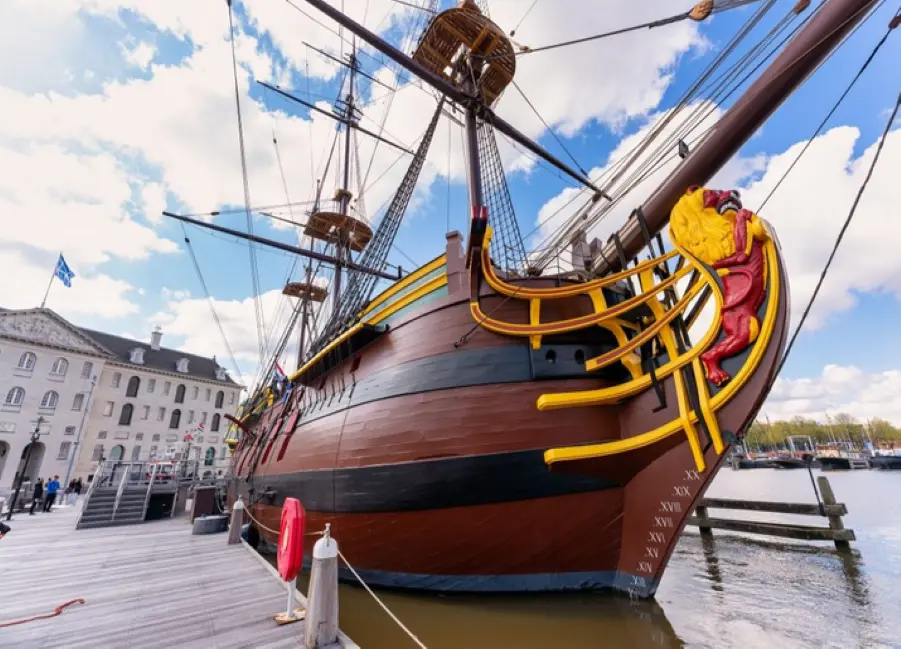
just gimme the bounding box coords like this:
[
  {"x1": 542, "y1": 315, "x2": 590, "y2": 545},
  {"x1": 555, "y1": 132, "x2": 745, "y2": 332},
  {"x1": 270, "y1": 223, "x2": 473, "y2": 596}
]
[{"x1": 684, "y1": 469, "x2": 701, "y2": 481}]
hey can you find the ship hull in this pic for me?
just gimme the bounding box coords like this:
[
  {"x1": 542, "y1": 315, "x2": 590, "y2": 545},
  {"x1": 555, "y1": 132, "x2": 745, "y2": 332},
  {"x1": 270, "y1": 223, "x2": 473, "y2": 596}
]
[{"x1": 229, "y1": 232, "x2": 789, "y2": 598}]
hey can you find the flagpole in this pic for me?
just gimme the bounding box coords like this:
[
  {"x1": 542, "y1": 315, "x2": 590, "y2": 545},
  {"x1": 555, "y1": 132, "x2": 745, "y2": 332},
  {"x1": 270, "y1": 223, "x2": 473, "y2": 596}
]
[{"x1": 40, "y1": 254, "x2": 59, "y2": 309}]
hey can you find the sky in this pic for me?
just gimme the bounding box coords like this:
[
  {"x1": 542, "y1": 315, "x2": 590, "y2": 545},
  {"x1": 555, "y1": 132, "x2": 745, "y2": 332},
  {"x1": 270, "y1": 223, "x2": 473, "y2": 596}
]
[{"x1": 1, "y1": 0, "x2": 900, "y2": 424}]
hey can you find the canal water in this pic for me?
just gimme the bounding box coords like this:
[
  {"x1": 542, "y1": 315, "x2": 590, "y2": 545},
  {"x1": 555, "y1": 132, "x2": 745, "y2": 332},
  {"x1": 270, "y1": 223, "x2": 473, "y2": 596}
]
[{"x1": 294, "y1": 469, "x2": 901, "y2": 648}]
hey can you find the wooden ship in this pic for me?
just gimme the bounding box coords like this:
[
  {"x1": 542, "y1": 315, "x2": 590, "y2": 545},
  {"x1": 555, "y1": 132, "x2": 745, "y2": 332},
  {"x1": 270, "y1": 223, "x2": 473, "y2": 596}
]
[{"x1": 167, "y1": 0, "x2": 880, "y2": 598}]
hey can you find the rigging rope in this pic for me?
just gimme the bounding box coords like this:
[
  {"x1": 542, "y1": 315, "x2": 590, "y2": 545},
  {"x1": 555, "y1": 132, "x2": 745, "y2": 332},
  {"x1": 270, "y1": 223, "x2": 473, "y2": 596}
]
[
  {"x1": 510, "y1": 0, "x2": 541, "y2": 37},
  {"x1": 758, "y1": 3, "x2": 899, "y2": 212},
  {"x1": 227, "y1": 0, "x2": 267, "y2": 373},
  {"x1": 479, "y1": 0, "x2": 762, "y2": 61},
  {"x1": 773, "y1": 87, "x2": 900, "y2": 379},
  {"x1": 178, "y1": 224, "x2": 246, "y2": 386}
]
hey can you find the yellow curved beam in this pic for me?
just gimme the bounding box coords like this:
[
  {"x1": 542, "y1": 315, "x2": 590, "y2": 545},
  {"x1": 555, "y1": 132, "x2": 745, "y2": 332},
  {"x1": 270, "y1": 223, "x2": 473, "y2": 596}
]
[
  {"x1": 470, "y1": 263, "x2": 692, "y2": 338},
  {"x1": 536, "y1": 257, "x2": 724, "y2": 410},
  {"x1": 481, "y1": 227, "x2": 678, "y2": 300},
  {"x1": 544, "y1": 241, "x2": 782, "y2": 469}
]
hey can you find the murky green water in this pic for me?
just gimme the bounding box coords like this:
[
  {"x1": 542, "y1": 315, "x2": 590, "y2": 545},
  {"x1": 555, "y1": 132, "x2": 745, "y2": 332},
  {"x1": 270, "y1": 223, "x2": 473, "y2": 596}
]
[{"x1": 286, "y1": 469, "x2": 901, "y2": 648}]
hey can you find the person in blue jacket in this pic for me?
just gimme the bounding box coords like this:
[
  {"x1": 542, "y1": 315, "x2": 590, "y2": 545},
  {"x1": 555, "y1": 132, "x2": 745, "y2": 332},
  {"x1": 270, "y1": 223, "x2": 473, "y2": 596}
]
[{"x1": 43, "y1": 475, "x2": 61, "y2": 512}]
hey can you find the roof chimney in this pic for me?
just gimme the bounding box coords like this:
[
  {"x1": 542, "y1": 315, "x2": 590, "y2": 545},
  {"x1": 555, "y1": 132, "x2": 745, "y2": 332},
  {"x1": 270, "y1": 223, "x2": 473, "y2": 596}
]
[{"x1": 150, "y1": 325, "x2": 163, "y2": 351}]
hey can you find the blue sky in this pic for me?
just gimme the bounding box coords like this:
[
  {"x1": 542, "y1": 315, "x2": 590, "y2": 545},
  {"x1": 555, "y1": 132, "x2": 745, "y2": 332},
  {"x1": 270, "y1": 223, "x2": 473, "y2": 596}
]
[{"x1": 1, "y1": 0, "x2": 900, "y2": 422}]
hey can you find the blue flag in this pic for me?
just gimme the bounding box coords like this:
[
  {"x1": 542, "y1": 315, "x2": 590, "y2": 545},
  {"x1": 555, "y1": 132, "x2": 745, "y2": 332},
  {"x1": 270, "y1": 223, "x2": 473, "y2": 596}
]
[{"x1": 54, "y1": 254, "x2": 75, "y2": 288}]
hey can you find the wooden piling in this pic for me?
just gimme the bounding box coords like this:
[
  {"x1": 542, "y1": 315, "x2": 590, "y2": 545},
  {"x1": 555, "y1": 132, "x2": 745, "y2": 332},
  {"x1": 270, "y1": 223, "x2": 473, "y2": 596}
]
[
  {"x1": 304, "y1": 525, "x2": 339, "y2": 649},
  {"x1": 817, "y1": 476, "x2": 851, "y2": 551},
  {"x1": 228, "y1": 496, "x2": 245, "y2": 545},
  {"x1": 695, "y1": 504, "x2": 712, "y2": 536}
]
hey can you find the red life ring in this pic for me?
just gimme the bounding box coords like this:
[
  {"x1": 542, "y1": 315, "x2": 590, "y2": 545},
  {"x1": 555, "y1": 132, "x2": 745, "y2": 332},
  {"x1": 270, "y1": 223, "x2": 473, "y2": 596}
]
[{"x1": 277, "y1": 498, "x2": 306, "y2": 582}]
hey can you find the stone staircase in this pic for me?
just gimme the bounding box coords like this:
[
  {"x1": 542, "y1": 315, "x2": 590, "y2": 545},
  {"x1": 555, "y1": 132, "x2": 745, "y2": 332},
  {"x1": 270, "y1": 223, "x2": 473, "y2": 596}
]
[{"x1": 76, "y1": 486, "x2": 148, "y2": 530}]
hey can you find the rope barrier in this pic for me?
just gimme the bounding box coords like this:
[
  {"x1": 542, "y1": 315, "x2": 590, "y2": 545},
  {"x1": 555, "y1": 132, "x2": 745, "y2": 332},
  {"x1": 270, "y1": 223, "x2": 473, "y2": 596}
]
[
  {"x1": 241, "y1": 502, "x2": 279, "y2": 536},
  {"x1": 0, "y1": 599, "x2": 85, "y2": 628},
  {"x1": 336, "y1": 547, "x2": 429, "y2": 649}
]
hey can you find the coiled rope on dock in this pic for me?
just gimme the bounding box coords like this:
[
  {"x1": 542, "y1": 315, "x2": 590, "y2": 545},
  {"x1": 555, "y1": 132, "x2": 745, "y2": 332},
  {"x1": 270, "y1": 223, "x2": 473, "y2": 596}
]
[{"x1": 336, "y1": 546, "x2": 429, "y2": 649}]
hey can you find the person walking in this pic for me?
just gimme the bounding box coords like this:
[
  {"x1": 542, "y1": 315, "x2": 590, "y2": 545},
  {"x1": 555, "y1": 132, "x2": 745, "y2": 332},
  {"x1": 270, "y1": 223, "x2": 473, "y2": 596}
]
[
  {"x1": 29, "y1": 478, "x2": 44, "y2": 515},
  {"x1": 43, "y1": 475, "x2": 60, "y2": 512},
  {"x1": 66, "y1": 479, "x2": 77, "y2": 506},
  {"x1": 74, "y1": 477, "x2": 83, "y2": 502}
]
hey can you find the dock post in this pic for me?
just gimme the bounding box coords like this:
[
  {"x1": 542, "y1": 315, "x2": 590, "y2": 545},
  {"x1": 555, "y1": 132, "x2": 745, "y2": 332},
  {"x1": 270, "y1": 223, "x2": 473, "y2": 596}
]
[
  {"x1": 816, "y1": 476, "x2": 850, "y2": 552},
  {"x1": 228, "y1": 496, "x2": 245, "y2": 545},
  {"x1": 304, "y1": 524, "x2": 339, "y2": 649},
  {"x1": 696, "y1": 504, "x2": 712, "y2": 536}
]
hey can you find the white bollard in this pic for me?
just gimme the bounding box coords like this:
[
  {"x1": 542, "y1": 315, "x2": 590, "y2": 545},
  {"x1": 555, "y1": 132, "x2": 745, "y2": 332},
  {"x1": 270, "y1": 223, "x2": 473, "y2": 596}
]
[
  {"x1": 304, "y1": 524, "x2": 339, "y2": 649},
  {"x1": 227, "y1": 496, "x2": 245, "y2": 545}
]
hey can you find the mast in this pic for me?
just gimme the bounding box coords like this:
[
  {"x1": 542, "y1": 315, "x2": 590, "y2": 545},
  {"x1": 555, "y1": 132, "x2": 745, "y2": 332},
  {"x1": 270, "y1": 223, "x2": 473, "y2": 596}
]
[
  {"x1": 333, "y1": 48, "x2": 357, "y2": 316},
  {"x1": 592, "y1": 0, "x2": 880, "y2": 274}
]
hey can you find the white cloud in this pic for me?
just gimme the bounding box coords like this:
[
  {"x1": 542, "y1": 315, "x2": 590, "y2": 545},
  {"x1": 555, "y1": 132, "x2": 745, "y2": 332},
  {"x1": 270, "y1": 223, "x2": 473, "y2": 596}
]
[
  {"x1": 121, "y1": 41, "x2": 157, "y2": 70},
  {"x1": 0, "y1": 249, "x2": 138, "y2": 318},
  {"x1": 765, "y1": 365, "x2": 901, "y2": 425}
]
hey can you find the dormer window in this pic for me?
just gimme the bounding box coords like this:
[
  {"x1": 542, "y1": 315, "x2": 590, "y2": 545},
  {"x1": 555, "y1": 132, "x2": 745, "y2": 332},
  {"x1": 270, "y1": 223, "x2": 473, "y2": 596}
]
[
  {"x1": 176, "y1": 358, "x2": 189, "y2": 374},
  {"x1": 129, "y1": 348, "x2": 145, "y2": 364},
  {"x1": 215, "y1": 366, "x2": 228, "y2": 381}
]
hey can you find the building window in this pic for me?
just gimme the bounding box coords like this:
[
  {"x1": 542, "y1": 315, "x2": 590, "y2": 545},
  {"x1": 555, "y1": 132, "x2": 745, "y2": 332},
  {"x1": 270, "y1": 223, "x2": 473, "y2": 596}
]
[
  {"x1": 40, "y1": 390, "x2": 59, "y2": 409},
  {"x1": 5, "y1": 387, "x2": 25, "y2": 406},
  {"x1": 175, "y1": 384, "x2": 186, "y2": 404},
  {"x1": 176, "y1": 358, "x2": 189, "y2": 373},
  {"x1": 229, "y1": 392, "x2": 236, "y2": 405},
  {"x1": 17, "y1": 352, "x2": 36, "y2": 370},
  {"x1": 111, "y1": 372, "x2": 122, "y2": 388},
  {"x1": 126, "y1": 376, "x2": 141, "y2": 398},
  {"x1": 169, "y1": 409, "x2": 181, "y2": 429},
  {"x1": 152, "y1": 434, "x2": 160, "y2": 442},
  {"x1": 57, "y1": 442, "x2": 71, "y2": 460},
  {"x1": 201, "y1": 412, "x2": 208, "y2": 425},
  {"x1": 109, "y1": 445, "x2": 124, "y2": 461},
  {"x1": 220, "y1": 446, "x2": 227, "y2": 459},
  {"x1": 163, "y1": 381, "x2": 171, "y2": 395},
  {"x1": 92, "y1": 444, "x2": 104, "y2": 461},
  {"x1": 50, "y1": 357, "x2": 68, "y2": 376},
  {"x1": 140, "y1": 405, "x2": 150, "y2": 420},
  {"x1": 215, "y1": 366, "x2": 228, "y2": 381},
  {"x1": 205, "y1": 388, "x2": 211, "y2": 402},
  {"x1": 204, "y1": 447, "x2": 216, "y2": 466},
  {"x1": 129, "y1": 348, "x2": 145, "y2": 364},
  {"x1": 197, "y1": 435, "x2": 204, "y2": 443},
  {"x1": 157, "y1": 407, "x2": 165, "y2": 421},
  {"x1": 211, "y1": 413, "x2": 220, "y2": 432},
  {"x1": 0, "y1": 422, "x2": 16, "y2": 433},
  {"x1": 147, "y1": 378, "x2": 156, "y2": 393},
  {"x1": 64, "y1": 426, "x2": 76, "y2": 435},
  {"x1": 98, "y1": 431, "x2": 108, "y2": 440},
  {"x1": 81, "y1": 361, "x2": 93, "y2": 379},
  {"x1": 103, "y1": 401, "x2": 114, "y2": 417},
  {"x1": 192, "y1": 386, "x2": 199, "y2": 400},
  {"x1": 149, "y1": 445, "x2": 158, "y2": 459},
  {"x1": 188, "y1": 410, "x2": 195, "y2": 424},
  {"x1": 119, "y1": 403, "x2": 134, "y2": 426},
  {"x1": 131, "y1": 445, "x2": 141, "y2": 461},
  {"x1": 214, "y1": 391, "x2": 224, "y2": 409},
  {"x1": 72, "y1": 393, "x2": 85, "y2": 411},
  {"x1": 135, "y1": 432, "x2": 144, "y2": 441}
]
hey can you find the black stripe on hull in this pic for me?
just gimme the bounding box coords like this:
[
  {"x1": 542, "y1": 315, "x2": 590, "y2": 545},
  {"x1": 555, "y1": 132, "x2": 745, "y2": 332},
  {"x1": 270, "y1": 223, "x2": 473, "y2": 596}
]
[
  {"x1": 287, "y1": 342, "x2": 614, "y2": 430},
  {"x1": 236, "y1": 449, "x2": 618, "y2": 513}
]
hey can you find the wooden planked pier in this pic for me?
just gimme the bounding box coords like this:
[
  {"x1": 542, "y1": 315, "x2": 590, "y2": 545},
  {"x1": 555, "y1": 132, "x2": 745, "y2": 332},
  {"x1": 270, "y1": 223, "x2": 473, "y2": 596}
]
[
  {"x1": 0, "y1": 502, "x2": 358, "y2": 649},
  {"x1": 686, "y1": 475, "x2": 855, "y2": 550}
]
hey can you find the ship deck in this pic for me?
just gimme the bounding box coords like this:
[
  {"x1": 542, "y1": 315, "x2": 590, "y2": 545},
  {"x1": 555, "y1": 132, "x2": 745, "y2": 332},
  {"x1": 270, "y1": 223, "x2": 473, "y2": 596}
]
[{"x1": 0, "y1": 502, "x2": 358, "y2": 649}]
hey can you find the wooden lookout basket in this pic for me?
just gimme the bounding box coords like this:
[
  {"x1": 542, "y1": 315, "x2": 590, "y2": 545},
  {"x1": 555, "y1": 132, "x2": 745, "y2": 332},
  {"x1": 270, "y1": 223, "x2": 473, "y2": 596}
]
[{"x1": 412, "y1": 0, "x2": 515, "y2": 107}]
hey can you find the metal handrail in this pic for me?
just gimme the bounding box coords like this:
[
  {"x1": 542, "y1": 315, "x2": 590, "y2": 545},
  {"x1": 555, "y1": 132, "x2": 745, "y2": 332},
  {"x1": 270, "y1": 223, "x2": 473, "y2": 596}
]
[
  {"x1": 141, "y1": 464, "x2": 157, "y2": 521},
  {"x1": 110, "y1": 465, "x2": 129, "y2": 521}
]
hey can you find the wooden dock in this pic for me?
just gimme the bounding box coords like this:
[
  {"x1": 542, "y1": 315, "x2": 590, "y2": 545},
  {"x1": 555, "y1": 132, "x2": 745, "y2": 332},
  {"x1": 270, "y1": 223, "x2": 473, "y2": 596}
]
[{"x1": 0, "y1": 503, "x2": 359, "y2": 649}]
